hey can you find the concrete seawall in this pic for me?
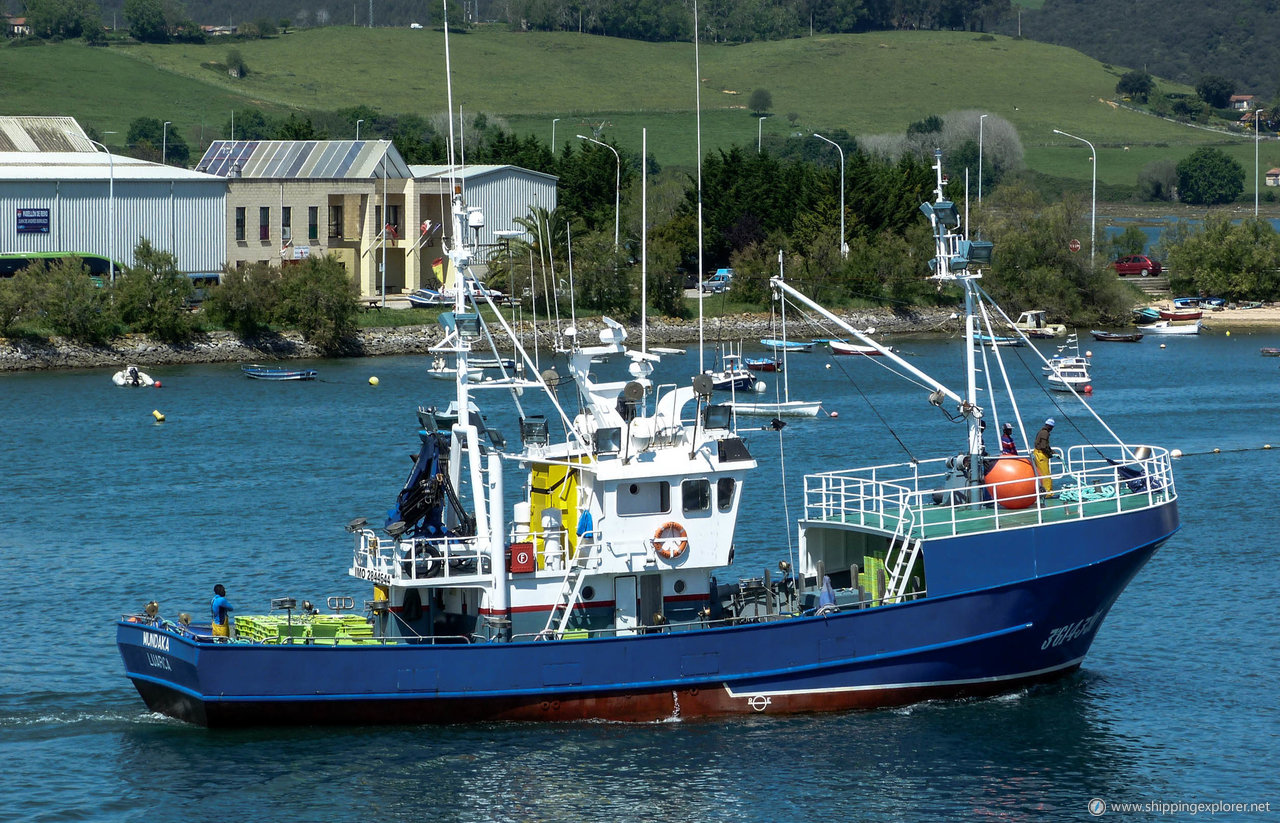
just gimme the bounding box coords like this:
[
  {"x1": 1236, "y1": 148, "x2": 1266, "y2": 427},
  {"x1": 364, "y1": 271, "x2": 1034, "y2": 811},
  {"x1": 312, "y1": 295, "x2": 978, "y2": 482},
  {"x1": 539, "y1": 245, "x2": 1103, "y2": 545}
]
[{"x1": 0, "y1": 307, "x2": 959, "y2": 373}]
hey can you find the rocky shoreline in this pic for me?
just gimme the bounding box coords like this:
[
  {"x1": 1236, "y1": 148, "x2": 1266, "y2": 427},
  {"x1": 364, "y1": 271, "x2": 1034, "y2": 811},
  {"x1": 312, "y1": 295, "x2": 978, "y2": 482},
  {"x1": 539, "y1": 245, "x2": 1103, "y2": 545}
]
[{"x1": 0, "y1": 307, "x2": 960, "y2": 373}]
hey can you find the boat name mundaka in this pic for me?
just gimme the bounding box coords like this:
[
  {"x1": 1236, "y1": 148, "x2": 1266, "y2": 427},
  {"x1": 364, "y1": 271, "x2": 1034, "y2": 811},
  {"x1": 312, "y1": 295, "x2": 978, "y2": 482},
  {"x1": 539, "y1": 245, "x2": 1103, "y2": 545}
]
[
  {"x1": 1041, "y1": 609, "x2": 1105, "y2": 650},
  {"x1": 142, "y1": 632, "x2": 170, "y2": 652}
]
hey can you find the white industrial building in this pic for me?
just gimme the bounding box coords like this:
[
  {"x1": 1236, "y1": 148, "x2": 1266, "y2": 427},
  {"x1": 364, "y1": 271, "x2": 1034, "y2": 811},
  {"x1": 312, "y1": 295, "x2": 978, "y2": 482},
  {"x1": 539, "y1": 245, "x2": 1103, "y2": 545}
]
[
  {"x1": 410, "y1": 164, "x2": 558, "y2": 249},
  {"x1": 0, "y1": 116, "x2": 226, "y2": 275}
]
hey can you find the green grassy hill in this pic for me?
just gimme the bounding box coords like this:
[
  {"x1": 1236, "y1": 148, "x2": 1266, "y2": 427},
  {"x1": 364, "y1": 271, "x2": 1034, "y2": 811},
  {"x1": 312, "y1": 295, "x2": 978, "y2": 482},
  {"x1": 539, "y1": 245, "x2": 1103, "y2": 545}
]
[{"x1": 4, "y1": 26, "x2": 1277, "y2": 188}]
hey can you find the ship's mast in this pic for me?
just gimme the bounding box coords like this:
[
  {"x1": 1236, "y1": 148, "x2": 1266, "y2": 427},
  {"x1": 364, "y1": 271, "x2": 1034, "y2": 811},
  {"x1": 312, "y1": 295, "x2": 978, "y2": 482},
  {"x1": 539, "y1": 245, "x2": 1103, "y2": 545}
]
[{"x1": 923, "y1": 149, "x2": 986, "y2": 490}]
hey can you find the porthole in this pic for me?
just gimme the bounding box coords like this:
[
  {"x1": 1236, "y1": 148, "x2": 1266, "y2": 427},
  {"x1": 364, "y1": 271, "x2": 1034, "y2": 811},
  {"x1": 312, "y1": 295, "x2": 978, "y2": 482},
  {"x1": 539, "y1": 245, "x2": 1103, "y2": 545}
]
[
  {"x1": 673, "y1": 579, "x2": 686, "y2": 594},
  {"x1": 582, "y1": 586, "x2": 595, "y2": 601}
]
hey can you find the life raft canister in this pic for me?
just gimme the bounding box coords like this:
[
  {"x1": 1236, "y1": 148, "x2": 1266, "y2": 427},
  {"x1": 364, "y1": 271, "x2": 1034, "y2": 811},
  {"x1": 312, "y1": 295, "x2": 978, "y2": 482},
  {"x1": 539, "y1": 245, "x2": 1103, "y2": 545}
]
[{"x1": 652, "y1": 521, "x2": 689, "y2": 560}]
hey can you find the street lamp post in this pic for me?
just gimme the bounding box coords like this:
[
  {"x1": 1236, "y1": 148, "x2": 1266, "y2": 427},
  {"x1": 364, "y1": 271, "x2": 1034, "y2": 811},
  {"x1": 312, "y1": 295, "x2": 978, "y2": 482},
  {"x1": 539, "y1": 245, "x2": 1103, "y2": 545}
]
[
  {"x1": 978, "y1": 114, "x2": 988, "y2": 204},
  {"x1": 813, "y1": 133, "x2": 847, "y2": 258},
  {"x1": 81, "y1": 135, "x2": 116, "y2": 283},
  {"x1": 161, "y1": 120, "x2": 171, "y2": 165},
  {"x1": 758, "y1": 116, "x2": 766, "y2": 153},
  {"x1": 552, "y1": 118, "x2": 560, "y2": 152},
  {"x1": 356, "y1": 119, "x2": 363, "y2": 140},
  {"x1": 578, "y1": 134, "x2": 620, "y2": 251},
  {"x1": 1053, "y1": 128, "x2": 1096, "y2": 264},
  {"x1": 1255, "y1": 109, "x2": 1261, "y2": 217}
]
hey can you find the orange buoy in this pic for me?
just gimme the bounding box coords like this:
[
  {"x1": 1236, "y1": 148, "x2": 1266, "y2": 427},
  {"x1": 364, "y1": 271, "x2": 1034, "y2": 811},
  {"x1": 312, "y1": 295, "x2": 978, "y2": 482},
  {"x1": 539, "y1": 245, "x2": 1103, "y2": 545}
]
[
  {"x1": 1083, "y1": 384, "x2": 1092, "y2": 394},
  {"x1": 984, "y1": 457, "x2": 1038, "y2": 510}
]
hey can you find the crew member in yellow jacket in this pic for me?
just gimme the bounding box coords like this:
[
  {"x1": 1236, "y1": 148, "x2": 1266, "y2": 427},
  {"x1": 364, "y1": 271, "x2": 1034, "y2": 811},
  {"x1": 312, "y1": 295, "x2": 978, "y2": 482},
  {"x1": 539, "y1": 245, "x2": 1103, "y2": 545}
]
[{"x1": 1033, "y1": 418, "x2": 1055, "y2": 496}]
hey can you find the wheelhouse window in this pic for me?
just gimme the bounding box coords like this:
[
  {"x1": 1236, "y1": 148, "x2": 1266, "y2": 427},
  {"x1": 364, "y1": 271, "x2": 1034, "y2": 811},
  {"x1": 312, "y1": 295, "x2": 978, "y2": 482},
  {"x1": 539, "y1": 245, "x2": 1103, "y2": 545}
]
[
  {"x1": 682, "y1": 479, "x2": 711, "y2": 514},
  {"x1": 617, "y1": 481, "x2": 670, "y2": 516},
  {"x1": 717, "y1": 477, "x2": 736, "y2": 512},
  {"x1": 234, "y1": 207, "x2": 245, "y2": 241}
]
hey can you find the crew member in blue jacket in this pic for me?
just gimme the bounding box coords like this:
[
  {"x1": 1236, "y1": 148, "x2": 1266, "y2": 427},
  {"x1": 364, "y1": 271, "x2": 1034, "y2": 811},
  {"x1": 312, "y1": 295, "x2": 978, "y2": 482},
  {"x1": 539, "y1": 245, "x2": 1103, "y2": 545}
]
[{"x1": 211, "y1": 584, "x2": 234, "y2": 638}]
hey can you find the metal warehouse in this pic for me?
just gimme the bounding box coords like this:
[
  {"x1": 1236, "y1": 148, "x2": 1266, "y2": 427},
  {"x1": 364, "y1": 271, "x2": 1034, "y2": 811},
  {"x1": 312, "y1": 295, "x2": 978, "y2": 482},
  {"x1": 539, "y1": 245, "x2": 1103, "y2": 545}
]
[
  {"x1": 0, "y1": 116, "x2": 227, "y2": 276},
  {"x1": 411, "y1": 164, "x2": 558, "y2": 248}
]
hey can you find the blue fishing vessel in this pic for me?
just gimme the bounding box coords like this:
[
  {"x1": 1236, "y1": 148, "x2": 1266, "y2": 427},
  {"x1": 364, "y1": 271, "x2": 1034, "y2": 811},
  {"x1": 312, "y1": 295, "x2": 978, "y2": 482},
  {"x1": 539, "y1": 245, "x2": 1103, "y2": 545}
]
[{"x1": 117, "y1": 150, "x2": 1179, "y2": 727}]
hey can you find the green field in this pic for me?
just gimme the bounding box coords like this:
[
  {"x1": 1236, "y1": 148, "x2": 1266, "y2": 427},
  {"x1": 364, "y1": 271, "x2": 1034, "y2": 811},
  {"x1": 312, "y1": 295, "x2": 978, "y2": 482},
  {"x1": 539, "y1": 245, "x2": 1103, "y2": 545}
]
[{"x1": 4, "y1": 26, "x2": 1279, "y2": 187}]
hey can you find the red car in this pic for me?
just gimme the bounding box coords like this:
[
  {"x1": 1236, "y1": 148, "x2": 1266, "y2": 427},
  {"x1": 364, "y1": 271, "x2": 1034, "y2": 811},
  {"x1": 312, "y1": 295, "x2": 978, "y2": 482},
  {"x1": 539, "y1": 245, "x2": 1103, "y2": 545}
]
[{"x1": 1113, "y1": 254, "x2": 1162, "y2": 277}]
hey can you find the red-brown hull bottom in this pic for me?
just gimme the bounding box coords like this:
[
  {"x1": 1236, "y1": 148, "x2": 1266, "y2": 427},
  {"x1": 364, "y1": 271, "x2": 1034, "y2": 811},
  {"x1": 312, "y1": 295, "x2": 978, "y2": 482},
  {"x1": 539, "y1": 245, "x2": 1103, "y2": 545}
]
[{"x1": 136, "y1": 662, "x2": 1082, "y2": 728}]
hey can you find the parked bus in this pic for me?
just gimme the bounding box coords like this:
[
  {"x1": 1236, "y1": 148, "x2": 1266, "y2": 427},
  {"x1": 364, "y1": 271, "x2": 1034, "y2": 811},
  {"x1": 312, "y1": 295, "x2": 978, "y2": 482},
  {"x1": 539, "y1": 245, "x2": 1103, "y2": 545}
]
[{"x1": 0, "y1": 252, "x2": 123, "y2": 285}]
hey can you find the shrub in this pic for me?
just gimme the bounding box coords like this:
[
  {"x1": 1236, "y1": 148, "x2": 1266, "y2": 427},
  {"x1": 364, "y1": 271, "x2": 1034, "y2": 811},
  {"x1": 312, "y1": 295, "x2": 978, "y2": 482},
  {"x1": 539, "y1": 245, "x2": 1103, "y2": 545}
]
[
  {"x1": 27, "y1": 257, "x2": 119, "y2": 343},
  {"x1": 203, "y1": 263, "x2": 281, "y2": 338},
  {"x1": 115, "y1": 239, "x2": 196, "y2": 343},
  {"x1": 275, "y1": 256, "x2": 359, "y2": 354}
]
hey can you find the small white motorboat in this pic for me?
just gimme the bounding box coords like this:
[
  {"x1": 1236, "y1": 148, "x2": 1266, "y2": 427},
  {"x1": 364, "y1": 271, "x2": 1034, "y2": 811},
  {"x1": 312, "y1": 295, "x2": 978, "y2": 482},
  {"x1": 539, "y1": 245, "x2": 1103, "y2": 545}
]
[
  {"x1": 1046, "y1": 364, "x2": 1092, "y2": 392},
  {"x1": 829, "y1": 340, "x2": 892, "y2": 356},
  {"x1": 726, "y1": 399, "x2": 822, "y2": 418},
  {"x1": 112, "y1": 365, "x2": 155, "y2": 387},
  {"x1": 1136, "y1": 320, "x2": 1202, "y2": 335}
]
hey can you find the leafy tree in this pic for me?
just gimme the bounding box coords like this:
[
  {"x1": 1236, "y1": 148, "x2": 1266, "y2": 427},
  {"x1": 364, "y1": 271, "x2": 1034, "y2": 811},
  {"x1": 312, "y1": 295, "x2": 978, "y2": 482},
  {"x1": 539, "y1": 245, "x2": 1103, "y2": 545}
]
[
  {"x1": 0, "y1": 265, "x2": 57, "y2": 336},
  {"x1": 1176, "y1": 147, "x2": 1244, "y2": 205},
  {"x1": 1164, "y1": 215, "x2": 1280, "y2": 300},
  {"x1": 275, "y1": 256, "x2": 359, "y2": 354},
  {"x1": 124, "y1": 0, "x2": 168, "y2": 42},
  {"x1": 27, "y1": 257, "x2": 118, "y2": 343},
  {"x1": 226, "y1": 108, "x2": 270, "y2": 140},
  {"x1": 24, "y1": 0, "x2": 99, "y2": 38},
  {"x1": 644, "y1": 237, "x2": 689, "y2": 318},
  {"x1": 1195, "y1": 75, "x2": 1235, "y2": 109},
  {"x1": 203, "y1": 263, "x2": 280, "y2": 338},
  {"x1": 570, "y1": 231, "x2": 633, "y2": 314},
  {"x1": 1109, "y1": 225, "x2": 1149, "y2": 259},
  {"x1": 276, "y1": 113, "x2": 321, "y2": 140},
  {"x1": 979, "y1": 183, "x2": 1133, "y2": 324},
  {"x1": 748, "y1": 88, "x2": 773, "y2": 116},
  {"x1": 225, "y1": 49, "x2": 248, "y2": 77},
  {"x1": 115, "y1": 239, "x2": 196, "y2": 343},
  {"x1": 1137, "y1": 158, "x2": 1178, "y2": 201},
  {"x1": 1116, "y1": 70, "x2": 1154, "y2": 103},
  {"x1": 907, "y1": 115, "x2": 944, "y2": 137}
]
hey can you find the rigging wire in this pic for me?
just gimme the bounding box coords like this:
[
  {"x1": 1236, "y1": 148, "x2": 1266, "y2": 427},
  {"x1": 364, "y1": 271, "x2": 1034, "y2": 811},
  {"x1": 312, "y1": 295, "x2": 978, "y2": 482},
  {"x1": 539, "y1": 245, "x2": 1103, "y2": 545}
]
[
  {"x1": 975, "y1": 284, "x2": 1132, "y2": 461},
  {"x1": 780, "y1": 294, "x2": 919, "y2": 462}
]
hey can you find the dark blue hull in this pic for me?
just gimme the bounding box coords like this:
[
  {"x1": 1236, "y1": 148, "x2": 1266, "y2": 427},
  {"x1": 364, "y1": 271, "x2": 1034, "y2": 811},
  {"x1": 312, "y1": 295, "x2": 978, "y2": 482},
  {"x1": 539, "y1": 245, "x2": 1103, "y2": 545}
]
[{"x1": 118, "y1": 510, "x2": 1172, "y2": 726}]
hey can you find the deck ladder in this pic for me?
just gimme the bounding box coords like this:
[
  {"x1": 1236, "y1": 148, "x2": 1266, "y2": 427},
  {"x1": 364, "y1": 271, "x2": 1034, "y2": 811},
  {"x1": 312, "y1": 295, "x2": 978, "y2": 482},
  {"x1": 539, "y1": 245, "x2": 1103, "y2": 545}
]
[
  {"x1": 541, "y1": 541, "x2": 595, "y2": 638},
  {"x1": 882, "y1": 515, "x2": 923, "y2": 603}
]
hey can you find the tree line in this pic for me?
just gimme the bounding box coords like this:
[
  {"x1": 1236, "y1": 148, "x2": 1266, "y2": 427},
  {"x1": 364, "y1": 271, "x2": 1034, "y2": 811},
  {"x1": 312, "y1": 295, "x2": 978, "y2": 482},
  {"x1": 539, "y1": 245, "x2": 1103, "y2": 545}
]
[{"x1": 16, "y1": 0, "x2": 1013, "y2": 45}]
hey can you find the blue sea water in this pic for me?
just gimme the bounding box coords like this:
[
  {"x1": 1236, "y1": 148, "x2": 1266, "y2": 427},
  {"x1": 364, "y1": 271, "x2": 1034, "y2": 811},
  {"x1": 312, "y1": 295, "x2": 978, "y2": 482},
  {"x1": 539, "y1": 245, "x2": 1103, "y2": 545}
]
[{"x1": 2, "y1": 327, "x2": 1279, "y2": 822}]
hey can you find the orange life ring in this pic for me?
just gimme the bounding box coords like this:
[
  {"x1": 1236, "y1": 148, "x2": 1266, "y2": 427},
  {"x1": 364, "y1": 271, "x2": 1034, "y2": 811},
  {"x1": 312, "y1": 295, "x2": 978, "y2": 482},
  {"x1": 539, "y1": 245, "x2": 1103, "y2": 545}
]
[{"x1": 652, "y1": 521, "x2": 689, "y2": 560}]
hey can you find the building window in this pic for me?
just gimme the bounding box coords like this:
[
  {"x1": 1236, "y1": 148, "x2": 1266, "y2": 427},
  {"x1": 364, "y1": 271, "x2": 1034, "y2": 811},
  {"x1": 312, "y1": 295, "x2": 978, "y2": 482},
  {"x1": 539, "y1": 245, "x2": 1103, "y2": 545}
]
[
  {"x1": 234, "y1": 207, "x2": 245, "y2": 241},
  {"x1": 329, "y1": 204, "x2": 344, "y2": 239},
  {"x1": 308, "y1": 206, "x2": 318, "y2": 240},
  {"x1": 281, "y1": 206, "x2": 291, "y2": 242},
  {"x1": 386, "y1": 204, "x2": 400, "y2": 237},
  {"x1": 259, "y1": 207, "x2": 270, "y2": 241}
]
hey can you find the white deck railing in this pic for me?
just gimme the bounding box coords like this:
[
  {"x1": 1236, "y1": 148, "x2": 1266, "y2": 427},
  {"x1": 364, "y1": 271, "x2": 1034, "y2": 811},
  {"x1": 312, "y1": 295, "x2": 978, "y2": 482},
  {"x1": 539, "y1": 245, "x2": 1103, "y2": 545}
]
[
  {"x1": 350, "y1": 530, "x2": 491, "y2": 587},
  {"x1": 803, "y1": 445, "x2": 1177, "y2": 539}
]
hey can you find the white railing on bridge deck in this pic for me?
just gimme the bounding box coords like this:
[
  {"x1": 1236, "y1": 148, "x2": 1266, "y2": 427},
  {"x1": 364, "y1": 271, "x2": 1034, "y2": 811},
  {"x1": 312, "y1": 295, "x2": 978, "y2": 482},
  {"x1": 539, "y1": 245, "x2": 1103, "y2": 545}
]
[
  {"x1": 350, "y1": 530, "x2": 491, "y2": 587},
  {"x1": 803, "y1": 445, "x2": 1177, "y2": 540}
]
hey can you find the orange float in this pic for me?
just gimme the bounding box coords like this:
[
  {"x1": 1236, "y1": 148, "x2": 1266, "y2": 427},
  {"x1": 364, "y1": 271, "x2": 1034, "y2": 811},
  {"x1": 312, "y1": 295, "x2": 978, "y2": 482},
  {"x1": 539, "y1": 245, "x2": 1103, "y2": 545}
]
[{"x1": 984, "y1": 457, "x2": 1038, "y2": 509}]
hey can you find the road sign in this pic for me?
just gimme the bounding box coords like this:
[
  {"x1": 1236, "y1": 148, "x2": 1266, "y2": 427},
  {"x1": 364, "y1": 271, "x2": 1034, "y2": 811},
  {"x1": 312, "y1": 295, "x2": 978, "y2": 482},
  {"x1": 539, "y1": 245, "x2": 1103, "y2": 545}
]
[{"x1": 1069, "y1": 239, "x2": 1082, "y2": 253}]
